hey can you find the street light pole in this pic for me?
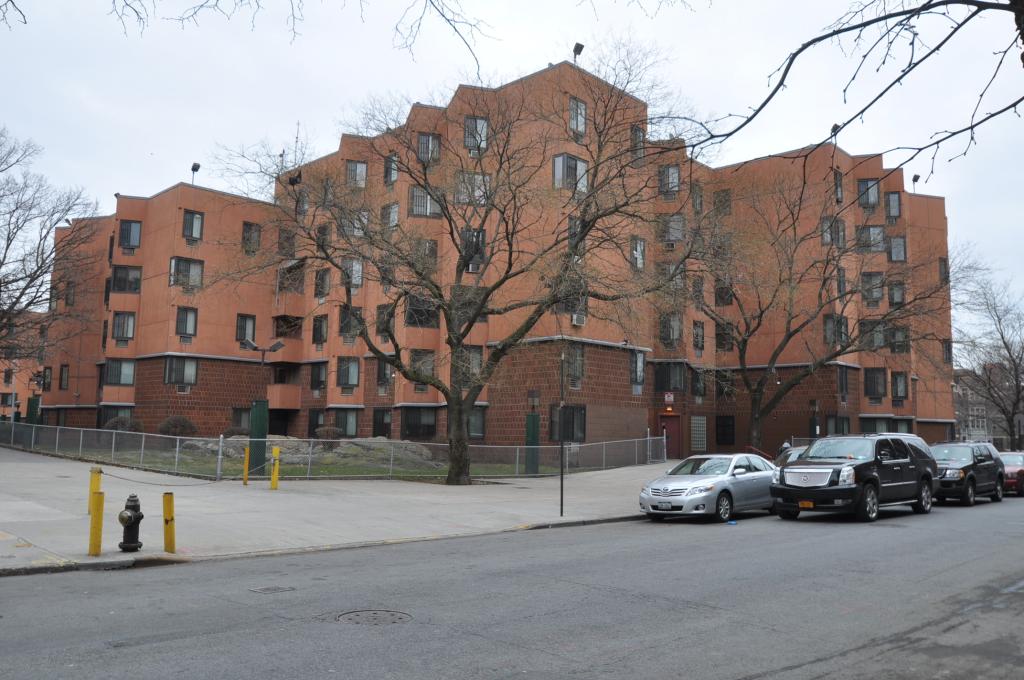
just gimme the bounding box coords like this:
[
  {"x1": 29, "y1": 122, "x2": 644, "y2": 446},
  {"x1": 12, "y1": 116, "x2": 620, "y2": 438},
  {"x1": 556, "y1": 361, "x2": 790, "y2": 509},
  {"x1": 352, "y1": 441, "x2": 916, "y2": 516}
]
[{"x1": 559, "y1": 348, "x2": 565, "y2": 518}]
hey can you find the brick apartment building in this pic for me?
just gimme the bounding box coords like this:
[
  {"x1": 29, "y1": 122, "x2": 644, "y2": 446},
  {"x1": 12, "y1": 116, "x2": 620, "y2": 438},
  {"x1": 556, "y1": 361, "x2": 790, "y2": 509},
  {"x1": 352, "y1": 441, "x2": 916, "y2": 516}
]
[{"x1": 39, "y1": 61, "x2": 955, "y2": 456}]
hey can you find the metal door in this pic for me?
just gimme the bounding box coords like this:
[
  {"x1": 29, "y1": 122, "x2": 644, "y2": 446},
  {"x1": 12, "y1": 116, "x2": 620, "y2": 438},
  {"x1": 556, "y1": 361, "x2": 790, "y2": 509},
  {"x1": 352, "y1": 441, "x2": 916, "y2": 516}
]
[{"x1": 659, "y1": 415, "x2": 682, "y2": 460}]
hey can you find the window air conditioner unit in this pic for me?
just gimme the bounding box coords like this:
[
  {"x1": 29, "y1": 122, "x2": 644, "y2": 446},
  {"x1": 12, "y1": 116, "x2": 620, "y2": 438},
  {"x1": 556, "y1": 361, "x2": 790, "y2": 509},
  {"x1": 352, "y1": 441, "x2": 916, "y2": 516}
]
[
  {"x1": 467, "y1": 263, "x2": 481, "y2": 274},
  {"x1": 317, "y1": 296, "x2": 326, "y2": 304},
  {"x1": 571, "y1": 313, "x2": 587, "y2": 327},
  {"x1": 311, "y1": 389, "x2": 321, "y2": 398},
  {"x1": 121, "y1": 248, "x2": 135, "y2": 256},
  {"x1": 893, "y1": 399, "x2": 904, "y2": 408},
  {"x1": 568, "y1": 377, "x2": 581, "y2": 390},
  {"x1": 315, "y1": 343, "x2": 324, "y2": 351},
  {"x1": 664, "y1": 241, "x2": 676, "y2": 250},
  {"x1": 886, "y1": 216, "x2": 898, "y2": 226},
  {"x1": 468, "y1": 149, "x2": 481, "y2": 158},
  {"x1": 176, "y1": 384, "x2": 191, "y2": 395},
  {"x1": 341, "y1": 386, "x2": 354, "y2": 395},
  {"x1": 185, "y1": 238, "x2": 199, "y2": 246},
  {"x1": 179, "y1": 336, "x2": 192, "y2": 344}
]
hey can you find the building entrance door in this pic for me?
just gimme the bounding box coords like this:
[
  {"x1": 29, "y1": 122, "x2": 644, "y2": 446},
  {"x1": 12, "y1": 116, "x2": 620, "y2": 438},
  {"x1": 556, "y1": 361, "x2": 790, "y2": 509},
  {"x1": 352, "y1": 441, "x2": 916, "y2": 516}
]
[
  {"x1": 659, "y1": 414, "x2": 682, "y2": 459},
  {"x1": 268, "y1": 410, "x2": 292, "y2": 436}
]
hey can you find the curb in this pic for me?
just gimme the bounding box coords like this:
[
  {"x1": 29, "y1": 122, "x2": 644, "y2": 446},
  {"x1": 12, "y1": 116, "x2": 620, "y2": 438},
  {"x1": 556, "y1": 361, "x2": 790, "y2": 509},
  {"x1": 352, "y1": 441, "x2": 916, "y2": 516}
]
[{"x1": 0, "y1": 513, "x2": 646, "y2": 577}]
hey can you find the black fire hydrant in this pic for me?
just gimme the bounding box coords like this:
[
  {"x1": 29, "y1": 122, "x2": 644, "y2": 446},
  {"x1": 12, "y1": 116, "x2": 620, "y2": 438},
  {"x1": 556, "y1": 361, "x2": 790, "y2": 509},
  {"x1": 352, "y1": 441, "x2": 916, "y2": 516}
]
[{"x1": 117, "y1": 494, "x2": 144, "y2": 552}]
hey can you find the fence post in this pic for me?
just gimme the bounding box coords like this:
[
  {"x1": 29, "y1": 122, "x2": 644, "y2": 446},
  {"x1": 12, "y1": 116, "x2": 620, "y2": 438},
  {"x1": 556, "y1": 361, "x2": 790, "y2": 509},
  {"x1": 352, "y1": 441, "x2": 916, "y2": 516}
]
[
  {"x1": 603, "y1": 442, "x2": 607, "y2": 470},
  {"x1": 388, "y1": 443, "x2": 395, "y2": 480},
  {"x1": 30, "y1": 425, "x2": 36, "y2": 451},
  {"x1": 10, "y1": 422, "x2": 14, "y2": 446},
  {"x1": 174, "y1": 437, "x2": 180, "y2": 473},
  {"x1": 646, "y1": 429, "x2": 651, "y2": 464},
  {"x1": 139, "y1": 433, "x2": 146, "y2": 466},
  {"x1": 306, "y1": 440, "x2": 313, "y2": 479},
  {"x1": 515, "y1": 447, "x2": 520, "y2": 476},
  {"x1": 78, "y1": 428, "x2": 84, "y2": 458},
  {"x1": 55, "y1": 426, "x2": 60, "y2": 454},
  {"x1": 215, "y1": 435, "x2": 224, "y2": 481},
  {"x1": 634, "y1": 439, "x2": 638, "y2": 465},
  {"x1": 111, "y1": 430, "x2": 116, "y2": 462}
]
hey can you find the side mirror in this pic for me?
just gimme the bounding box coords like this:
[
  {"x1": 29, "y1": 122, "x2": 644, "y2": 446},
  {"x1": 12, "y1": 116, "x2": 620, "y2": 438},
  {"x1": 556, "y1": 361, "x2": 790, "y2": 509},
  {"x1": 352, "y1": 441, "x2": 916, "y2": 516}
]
[{"x1": 733, "y1": 468, "x2": 748, "y2": 476}]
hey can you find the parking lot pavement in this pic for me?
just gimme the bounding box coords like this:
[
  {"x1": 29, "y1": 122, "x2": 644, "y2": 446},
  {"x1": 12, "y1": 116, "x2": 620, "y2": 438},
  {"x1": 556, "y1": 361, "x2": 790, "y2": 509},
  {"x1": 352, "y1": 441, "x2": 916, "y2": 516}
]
[{"x1": 0, "y1": 447, "x2": 675, "y2": 574}]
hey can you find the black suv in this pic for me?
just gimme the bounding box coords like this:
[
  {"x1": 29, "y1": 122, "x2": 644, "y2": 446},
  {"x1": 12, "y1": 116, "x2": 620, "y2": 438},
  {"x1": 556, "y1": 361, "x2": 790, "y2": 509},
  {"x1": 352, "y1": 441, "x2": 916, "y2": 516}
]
[
  {"x1": 770, "y1": 434, "x2": 938, "y2": 522},
  {"x1": 930, "y1": 441, "x2": 1005, "y2": 505}
]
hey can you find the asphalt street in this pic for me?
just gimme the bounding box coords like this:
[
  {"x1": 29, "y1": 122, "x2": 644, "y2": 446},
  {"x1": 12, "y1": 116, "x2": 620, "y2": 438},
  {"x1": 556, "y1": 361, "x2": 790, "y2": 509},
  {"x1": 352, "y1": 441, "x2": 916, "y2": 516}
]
[{"x1": 2, "y1": 497, "x2": 1024, "y2": 680}]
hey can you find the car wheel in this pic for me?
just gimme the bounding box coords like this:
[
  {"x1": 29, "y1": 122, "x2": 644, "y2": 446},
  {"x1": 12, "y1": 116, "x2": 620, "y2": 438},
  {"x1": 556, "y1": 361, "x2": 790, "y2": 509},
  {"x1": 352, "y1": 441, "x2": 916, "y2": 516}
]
[
  {"x1": 991, "y1": 478, "x2": 1004, "y2": 502},
  {"x1": 960, "y1": 480, "x2": 976, "y2": 507},
  {"x1": 856, "y1": 484, "x2": 879, "y2": 522},
  {"x1": 646, "y1": 513, "x2": 665, "y2": 522},
  {"x1": 779, "y1": 509, "x2": 800, "y2": 520},
  {"x1": 912, "y1": 479, "x2": 933, "y2": 514},
  {"x1": 714, "y1": 492, "x2": 733, "y2": 523},
  {"x1": 767, "y1": 501, "x2": 778, "y2": 515}
]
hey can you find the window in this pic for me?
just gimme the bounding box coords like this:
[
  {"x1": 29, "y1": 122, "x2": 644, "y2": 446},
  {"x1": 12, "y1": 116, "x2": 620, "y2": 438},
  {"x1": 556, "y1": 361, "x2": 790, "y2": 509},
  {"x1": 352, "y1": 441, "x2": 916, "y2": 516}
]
[
  {"x1": 65, "y1": 282, "x2": 76, "y2": 306},
  {"x1": 314, "y1": 268, "x2": 331, "y2": 298},
  {"x1": 375, "y1": 304, "x2": 394, "y2": 339},
  {"x1": 968, "y1": 406, "x2": 986, "y2": 431},
  {"x1": 310, "y1": 362, "x2": 327, "y2": 389},
  {"x1": 553, "y1": 154, "x2": 589, "y2": 193},
  {"x1": 630, "y1": 236, "x2": 646, "y2": 271},
  {"x1": 824, "y1": 314, "x2": 849, "y2": 346},
  {"x1": 346, "y1": 160, "x2": 367, "y2": 188},
  {"x1": 659, "y1": 165, "x2": 680, "y2": 198},
  {"x1": 859, "y1": 320, "x2": 886, "y2": 350},
  {"x1": 864, "y1": 368, "x2": 887, "y2": 398},
  {"x1": 101, "y1": 320, "x2": 108, "y2": 349},
  {"x1": 111, "y1": 266, "x2": 142, "y2": 293},
  {"x1": 295, "y1": 190, "x2": 309, "y2": 216},
  {"x1": 235, "y1": 314, "x2": 255, "y2": 343},
  {"x1": 938, "y1": 257, "x2": 949, "y2": 284},
  {"x1": 242, "y1": 222, "x2": 261, "y2": 255},
  {"x1": 690, "y1": 182, "x2": 703, "y2": 214},
  {"x1": 712, "y1": 189, "x2": 732, "y2": 216},
  {"x1": 334, "y1": 409, "x2": 358, "y2": 437},
  {"x1": 885, "y1": 192, "x2": 901, "y2": 218},
  {"x1": 341, "y1": 258, "x2": 363, "y2": 288},
  {"x1": 888, "y1": 281, "x2": 906, "y2": 307},
  {"x1": 413, "y1": 238, "x2": 438, "y2": 269},
  {"x1": 659, "y1": 313, "x2": 681, "y2": 348},
  {"x1": 111, "y1": 312, "x2": 135, "y2": 340},
  {"x1": 888, "y1": 325, "x2": 910, "y2": 354},
  {"x1": 452, "y1": 285, "x2": 488, "y2": 327},
  {"x1": 119, "y1": 220, "x2": 141, "y2": 249},
  {"x1": 568, "y1": 97, "x2": 586, "y2": 136},
  {"x1": 715, "y1": 322, "x2": 734, "y2": 352},
  {"x1": 57, "y1": 364, "x2": 69, "y2": 390},
  {"x1": 3, "y1": 368, "x2": 11, "y2": 385},
  {"x1": 339, "y1": 209, "x2": 369, "y2": 237},
  {"x1": 715, "y1": 416, "x2": 736, "y2": 446},
  {"x1": 861, "y1": 272, "x2": 884, "y2": 306},
  {"x1": 838, "y1": 365, "x2": 849, "y2": 399},
  {"x1": 464, "y1": 116, "x2": 488, "y2": 151},
  {"x1": 416, "y1": 133, "x2": 441, "y2": 164},
  {"x1": 888, "y1": 236, "x2": 907, "y2": 262},
  {"x1": 164, "y1": 357, "x2": 197, "y2": 385},
  {"x1": 405, "y1": 295, "x2": 439, "y2": 328},
  {"x1": 857, "y1": 179, "x2": 880, "y2": 208},
  {"x1": 456, "y1": 172, "x2": 490, "y2": 205},
  {"x1": 468, "y1": 407, "x2": 486, "y2": 439},
  {"x1": 714, "y1": 279, "x2": 733, "y2": 306},
  {"x1": 0, "y1": 393, "x2": 12, "y2": 407},
  {"x1": 452, "y1": 345, "x2": 484, "y2": 387},
  {"x1": 278, "y1": 261, "x2": 305, "y2": 294},
  {"x1": 169, "y1": 257, "x2": 204, "y2": 288},
  {"x1": 566, "y1": 344, "x2": 584, "y2": 383},
  {"x1": 690, "y1": 368, "x2": 706, "y2": 397},
  {"x1": 175, "y1": 307, "x2": 197, "y2": 337},
  {"x1": 336, "y1": 357, "x2": 359, "y2": 387},
  {"x1": 630, "y1": 124, "x2": 645, "y2": 160},
  {"x1": 654, "y1": 363, "x2": 684, "y2": 391},
  {"x1": 550, "y1": 404, "x2": 586, "y2": 442},
  {"x1": 827, "y1": 415, "x2": 851, "y2": 435},
  {"x1": 312, "y1": 315, "x2": 328, "y2": 345},
  {"x1": 307, "y1": 409, "x2": 325, "y2": 438},
  {"x1": 384, "y1": 153, "x2": 399, "y2": 185},
  {"x1": 833, "y1": 169, "x2": 843, "y2": 204},
  {"x1": 317, "y1": 178, "x2": 334, "y2": 208},
  {"x1": 410, "y1": 349, "x2": 435, "y2": 392},
  {"x1": 106, "y1": 359, "x2": 135, "y2": 386},
  {"x1": 272, "y1": 315, "x2": 302, "y2": 338},
  {"x1": 856, "y1": 226, "x2": 885, "y2": 252},
  {"x1": 381, "y1": 203, "x2": 399, "y2": 229},
  {"x1": 182, "y1": 210, "x2": 203, "y2": 241},
  {"x1": 339, "y1": 305, "x2": 363, "y2": 338},
  {"x1": 693, "y1": 320, "x2": 705, "y2": 351},
  {"x1": 402, "y1": 407, "x2": 438, "y2": 438},
  {"x1": 892, "y1": 371, "x2": 909, "y2": 399},
  {"x1": 837, "y1": 267, "x2": 848, "y2": 296},
  {"x1": 942, "y1": 339, "x2": 953, "y2": 364},
  {"x1": 661, "y1": 214, "x2": 685, "y2": 242},
  {"x1": 630, "y1": 350, "x2": 645, "y2": 385},
  {"x1": 691, "y1": 276, "x2": 704, "y2": 304},
  {"x1": 409, "y1": 186, "x2": 442, "y2": 217},
  {"x1": 376, "y1": 359, "x2": 394, "y2": 387},
  {"x1": 821, "y1": 216, "x2": 846, "y2": 247},
  {"x1": 277, "y1": 228, "x2": 296, "y2": 257}
]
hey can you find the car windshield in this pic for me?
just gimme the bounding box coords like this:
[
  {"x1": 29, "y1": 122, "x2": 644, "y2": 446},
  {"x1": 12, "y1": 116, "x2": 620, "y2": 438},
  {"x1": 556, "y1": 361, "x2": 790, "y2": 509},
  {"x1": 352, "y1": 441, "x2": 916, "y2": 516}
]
[
  {"x1": 669, "y1": 457, "x2": 731, "y2": 476},
  {"x1": 999, "y1": 454, "x2": 1023, "y2": 466},
  {"x1": 803, "y1": 438, "x2": 873, "y2": 461},
  {"x1": 932, "y1": 445, "x2": 973, "y2": 462}
]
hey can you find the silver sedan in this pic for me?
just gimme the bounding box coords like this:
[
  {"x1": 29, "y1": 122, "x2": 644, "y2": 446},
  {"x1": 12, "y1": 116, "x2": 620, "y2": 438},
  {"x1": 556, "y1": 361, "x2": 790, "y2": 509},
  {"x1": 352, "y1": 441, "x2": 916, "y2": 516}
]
[{"x1": 639, "y1": 454, "x2": 777, "y2": 522}]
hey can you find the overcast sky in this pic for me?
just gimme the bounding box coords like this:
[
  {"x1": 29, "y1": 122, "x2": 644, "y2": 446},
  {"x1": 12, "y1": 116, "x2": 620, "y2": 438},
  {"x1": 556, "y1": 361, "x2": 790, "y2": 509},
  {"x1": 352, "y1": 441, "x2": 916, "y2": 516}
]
[{"x1": 3, "y1": 1, "x2": 1021, "y2": 284}]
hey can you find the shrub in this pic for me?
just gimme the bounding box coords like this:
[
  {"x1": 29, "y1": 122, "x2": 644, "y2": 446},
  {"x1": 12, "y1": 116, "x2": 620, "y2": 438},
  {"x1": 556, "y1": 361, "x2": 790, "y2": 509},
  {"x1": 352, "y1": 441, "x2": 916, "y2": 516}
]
[
  {"x1": 222, "y1": 426, "x2": 250, "y2": 438},
  {"x1": 315, "y1": 426, "x2": 345, "y2": 451},
  {"x1": 103, "y1": 416, "x2": 141, "y2": 432},
  {"x1": 158, "y1": 415, "x2": 198, "y2": 437}
]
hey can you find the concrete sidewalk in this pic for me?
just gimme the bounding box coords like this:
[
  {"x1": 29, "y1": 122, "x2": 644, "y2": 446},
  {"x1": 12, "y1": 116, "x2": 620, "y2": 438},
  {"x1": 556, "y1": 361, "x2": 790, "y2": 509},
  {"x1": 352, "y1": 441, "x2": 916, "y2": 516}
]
[{"x1": 0, "y1": 447, "x2": 673, "y2": 575}]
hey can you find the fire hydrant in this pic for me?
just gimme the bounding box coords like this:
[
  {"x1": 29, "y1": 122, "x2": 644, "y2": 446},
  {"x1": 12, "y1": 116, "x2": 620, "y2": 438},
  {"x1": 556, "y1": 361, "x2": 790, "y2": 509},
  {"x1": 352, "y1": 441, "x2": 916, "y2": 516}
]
[{"x1": 117, "y1": 494, "x2": 144, "y2": 552}]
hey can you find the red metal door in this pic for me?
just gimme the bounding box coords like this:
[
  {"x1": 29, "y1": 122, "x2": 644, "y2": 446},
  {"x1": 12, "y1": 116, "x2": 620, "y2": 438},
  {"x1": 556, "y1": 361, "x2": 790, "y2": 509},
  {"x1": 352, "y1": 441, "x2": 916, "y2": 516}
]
[{"x1": 659, "y1": 415, "x2": 682, "y2": 460}]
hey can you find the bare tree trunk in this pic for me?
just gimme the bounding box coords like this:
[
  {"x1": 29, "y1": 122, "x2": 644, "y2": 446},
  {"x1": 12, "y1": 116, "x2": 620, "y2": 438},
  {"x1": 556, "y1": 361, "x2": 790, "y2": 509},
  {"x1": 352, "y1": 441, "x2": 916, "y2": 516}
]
[
  {"x1": 446, "y1": 399, "x2": 471, "y2": 485},
  {"x1": 748, "y1": 390, "x2": 764, "y2": 451}
]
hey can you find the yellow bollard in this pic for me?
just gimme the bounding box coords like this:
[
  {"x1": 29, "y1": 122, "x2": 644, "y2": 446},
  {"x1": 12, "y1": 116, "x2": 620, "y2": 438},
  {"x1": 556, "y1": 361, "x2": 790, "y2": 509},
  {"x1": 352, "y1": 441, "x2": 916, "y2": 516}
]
[
  {"x1": 88, "y1": 466, "x2": 102, "y2": 514},
  {"x1": 88, "y1": 491, "x2": 104, "y2": 556},
  {"x1": 163, "y1": 492, "x2": 175, "y2": 554},
  {"x1": 242, "y1": 446, "x2": 250, "y2": 486},
  {"x1": 270, "y1": 446, "x2": 280, "y2": 490}
]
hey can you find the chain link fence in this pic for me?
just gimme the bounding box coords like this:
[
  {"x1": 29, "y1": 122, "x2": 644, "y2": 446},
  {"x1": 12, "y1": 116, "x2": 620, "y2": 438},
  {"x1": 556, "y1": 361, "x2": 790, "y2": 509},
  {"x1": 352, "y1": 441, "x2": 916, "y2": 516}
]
[{"x1": 0, "y1": 420, "x2": 665, "y2": 480}]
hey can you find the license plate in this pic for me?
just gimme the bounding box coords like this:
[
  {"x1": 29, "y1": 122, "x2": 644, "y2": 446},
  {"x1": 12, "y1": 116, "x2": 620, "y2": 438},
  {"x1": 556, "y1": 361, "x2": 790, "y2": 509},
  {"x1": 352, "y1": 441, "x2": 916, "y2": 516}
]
[
  {"x1": 657, "y1": 502, "x2": 672, "y2": 510},
  {"x1": 798, "y1": 500, "x2": 814, "y2": 509}
]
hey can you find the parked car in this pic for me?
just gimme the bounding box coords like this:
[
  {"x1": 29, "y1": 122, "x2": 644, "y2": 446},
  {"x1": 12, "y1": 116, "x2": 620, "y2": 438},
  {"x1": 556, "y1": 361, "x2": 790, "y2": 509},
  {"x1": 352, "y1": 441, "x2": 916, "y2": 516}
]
[
  {"x1": 774, "y1": 445, "x2": 807, "y2": 467},
  {"x1": 640, "y1": 454, "x2": 776, "y2": 523},
  {"x1": 931, "y1": 442, "x2": 1005, "y2": 505},
  {"x1": 996, "y1": 452, "x2": 1024, "y2": 496},
  {"x1": 770, "y1": 433, "x2": 937, "y2": 522}
]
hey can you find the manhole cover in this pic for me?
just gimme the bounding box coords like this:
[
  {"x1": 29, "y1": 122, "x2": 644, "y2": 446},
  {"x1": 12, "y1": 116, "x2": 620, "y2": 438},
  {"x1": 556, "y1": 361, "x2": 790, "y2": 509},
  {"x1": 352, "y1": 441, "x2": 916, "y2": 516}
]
[
  {"x1": 249, "y1": 585, "x2": 295, "y2": 594},
  {"x1": 337, "y1": 610, "x2": 412, "y2": 625}
]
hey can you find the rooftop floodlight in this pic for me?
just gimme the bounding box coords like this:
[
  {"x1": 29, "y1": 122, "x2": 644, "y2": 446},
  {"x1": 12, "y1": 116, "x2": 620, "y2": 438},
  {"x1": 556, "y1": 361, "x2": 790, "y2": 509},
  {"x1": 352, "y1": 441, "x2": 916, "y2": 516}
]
[
  {"x1": 191, "y1": 162, "x2": 200, "y2": 184},
  {"x1": 268, "y1": 340, "x2": 286, "y2": 353},
  {"x1": 288, "y1": 171, "x2": 302, "y2": 186},
  {"x1": 573, "y1": 43, "x2": 584, "y2": 62}
]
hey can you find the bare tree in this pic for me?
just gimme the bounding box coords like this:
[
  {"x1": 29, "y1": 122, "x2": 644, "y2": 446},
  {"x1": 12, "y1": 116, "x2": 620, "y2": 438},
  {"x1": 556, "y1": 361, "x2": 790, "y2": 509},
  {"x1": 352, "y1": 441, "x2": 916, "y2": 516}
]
[
  {"x1": 0, "y1": 128, "x2": 98, "y2": 367},
  {"x1": 955, "y1": 276, "x2": 1024, "y2": 448}
]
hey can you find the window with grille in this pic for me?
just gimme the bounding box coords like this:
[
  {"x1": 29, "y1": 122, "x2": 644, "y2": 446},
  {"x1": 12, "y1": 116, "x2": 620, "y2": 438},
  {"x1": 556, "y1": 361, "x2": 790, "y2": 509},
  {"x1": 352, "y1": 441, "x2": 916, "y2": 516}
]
[
  {"x1": 402, "y1": 407, "x2": 438, "y2": 438},
  {"x1": 885, "y1": 192, "x2": 901, "y2": 218},
  {"x1": 175, "y1": 307, "x2": 197, "y2": 337},
  {"x1": 111, "y1": 312, "x2": 135, "y2": 340},
  {"x1": 630, "y1": 350, "x2": 645, "y2": 385},
  {"x1": 340, "y1": 210, "x2": 369, "y2": 237},
  {"x1": 452, "y1": 345, "x2": 483, "y2": 388},
  {"x1": 336, "y1": 357, "x2": 359, "y2": 387},
  {"x1": 654, "y1": 363, "x2": 684, "y2": 391},
  {"x1": 169, "y1": 257, "x2": 204, "y2": 288},
  {"x1": 278, "y1": 261, "x2": 305, "y2": 294},
  {"x1": 106, "y1": 359, "x2": 136, "y2": 386},
  {"x1": 384, "y1": 154, "x2": 399, "y2": 184},
  {"x1": 550, "y1": 404, "x2": 586, "y2": 442},
  {"x1": 409, "y1": 186, "x2": 442, "y2": 217},
  {"x1": 888, "y1": 236, "x2": 907, "y2": 262},
  {"x1": 662, "y1": 214, "x2": 685, "y2": 242},
  {"x1": 375, "y1": 304, "x2": 394, "y2": 339},
  {"x1": 164, "y1": 357, "x2": 197, "y2": 385},
  {"x1": 405, "y1": 295, "x2": 439, "y2": 328},
  {"x1": 339, "y1": 305, "x2": 363, "y2": 339},
  {"x1": 857, "y1": 179, "x2": 880, "y2": 208},
  {"x1": 416, "y1": 133, "x2": 441, "y2": 164},
  {"x1": 312, "y1": 315, "x2": 328, "y2": 345},
  {"x1": 660, "y1": 313, "x2": 681, "y2": 348},
  {"x1": 464, "y1": 116, "x2": 488, "y2": 151},
  {"x1": 310, "y1": 362, "x2": 327, "y2": 389},
  {"x1": 411, "y1": 350, "x2": 435, "y2": 392},
  {"x1": 568, "y1": 97, "x2": 586, "y2": 136},
  {"x1": 693, "y1": 320, "x2": 705, "y2": 351},
  {"x1": 111, "y1": 266, "x2": 142, "y2": 293},
  {"x1": 892, "y1": 371, "x2": 909, "y2": 399},
  {"x1": 346, "y1": 160, "x2": 367, "y2": 188},
  {"x1": 334, "y1": 409, "x2": 358, "y2": 437},
  {"x1": 864, "y1": 368, "x2": 887, "y2": 398},
  {"x1": 381, "y1": 203, "x2": 399, "y2": 229},
  {"x1": 630, "y1": 125, "x2": 645, "y2": 160},
  {"x1": 242, "y1": 222, "x2": 261, "y2": 255},
  {"x1": 856, "y1": 226, "x2": 885, "y2": 252},
  {"x1": 456, "y1": 172, "x2": 490, "y2": 205},
  {"x1": 272, "y1": 315, "x2": 302, "y2": 338},
  {"x1": 182, "y1": 210, "x2": 203, "y2": 241},
  {"x1": 553, "y1": 154, "x2": 589, "y2": 194},
  {"x1": 119, "y1": 220, "x2": 141, "y2": 249},
  {"x1": 659, "y1": 165, "x2": 680, "y2": 198},
  {"x1": 235, "y1": 314, "x2": 255, "y2": 343},
  {"x1": 821, "y1": 216, "x2": 846, "y2": 247},
  {"x1": 566, "y1": 344, "x2": 584, "y2": 385},
  {"x1": 277, "y1": 228, "x2": 296, "y2": 257},
  {"x1": 341, "y1": 259, "x2": 363, "y2": 287}
]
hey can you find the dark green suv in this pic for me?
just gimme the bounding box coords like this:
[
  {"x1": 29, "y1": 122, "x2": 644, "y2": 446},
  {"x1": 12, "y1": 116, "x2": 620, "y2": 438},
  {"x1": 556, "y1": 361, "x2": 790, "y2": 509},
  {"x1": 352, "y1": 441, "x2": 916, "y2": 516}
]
[{"x1": 931, "y1": 442, "x2": 1005, "y2": 506}]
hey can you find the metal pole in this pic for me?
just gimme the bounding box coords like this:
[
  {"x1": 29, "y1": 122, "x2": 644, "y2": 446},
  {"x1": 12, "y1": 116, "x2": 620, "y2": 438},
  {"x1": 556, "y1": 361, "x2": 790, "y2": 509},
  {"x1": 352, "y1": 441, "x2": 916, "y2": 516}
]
[
  {"x1": 55, "y1": 426, "x2": 60, "y2": 454},
  {"x1": 10, "y1": 421, "x2": 14, "y2": 446},
  {"x1": 603, "y1": 441, "x2": 607, "y2": 470},
  {"x1": 139, "y1": 433, "x2": 146, "y2": 466},
  {"x1": 30, "y1": 425, "x2": 36, "y2": 451},
  {"x1": 174, "y1": 437, "x2": 180, "y2": 473},
  {"x1": 111, "y1": 430, "x2": 116, "y2": 462},
  {"x1": 646, "y1": 428, "x2": 651, "y2": 464},
  {"x1": 215, "y1": 434, "x2": 224, "y2": 481},
  {"x1": 388, "y1": 443, "x2": 395, "y2": 480},
  {"x1": 78, "y1": 428, "x2": 83, "y2": 458},
  {"x1": 635, "y1": 439, "x2": 638, "y2": 465},
  {"x1": 515, "y1": 446, "x2": 519, "y2": 476},
  {"x1": 559, "y1": 349, "x2": 565, "y2": 518},
  {"x1": 306, "y1": 440, "x2": 313, "y2": 479}
]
